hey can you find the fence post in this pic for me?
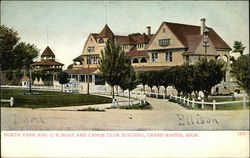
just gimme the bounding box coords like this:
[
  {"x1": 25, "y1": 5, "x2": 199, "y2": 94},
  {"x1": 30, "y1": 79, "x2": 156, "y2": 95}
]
[
  {"x1": 140, "y1": 100, "x2": 142, "y2": 105},
  {"x1": 10, "y1": 97, "x2": 14, "y2": 107},
  {"x1": 243, "y1": 95, "x2": 246, "y2": 109},
  {"x1": 187, "y1": 98, "x2": 189, "y2": 106},
  {"x1": 117, "y1": 99, "x2": 119, "y2": 107},
  {"x1": 183, "y1": 97, "x2": 186, "y2": 104},
  {"x1": 112, "y1": 98, "x2": 116, "y2": 107},
  {"x1": 201, "y1": 99, "x2": 204, "y2": 109},
  {"x1": 213, "y1": 100, "x2": 216, "y2": 111}
]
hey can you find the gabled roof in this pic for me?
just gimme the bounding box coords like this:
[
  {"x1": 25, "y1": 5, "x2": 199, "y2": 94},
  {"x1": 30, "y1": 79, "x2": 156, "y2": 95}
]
[
  {"x1": 73, "y1": 55, "x2": 84, "y2": 62},
  {"x1": 97, "y1": 24, "x2": 114, "y2": 38},
  {"x1": 126, "y1": 46, "x2": 148, "y2": 57},
  {"x1": 164, "y1": 22, "x2": 231, "y2": 50},
  {"x1": 116, "y1": 33, "x2": 153, "y2": 45},
  {"x1": 186, "y1": 35, "x2": 203, "y2": 53},
  {"x1": 41, "y1": 46, "x2": 55, "y2": 57}
]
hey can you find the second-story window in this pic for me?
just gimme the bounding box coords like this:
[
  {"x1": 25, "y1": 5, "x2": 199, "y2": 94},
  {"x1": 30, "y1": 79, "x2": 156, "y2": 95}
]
[
  {"x1": 122, "y1": 45, "x2": 129, "y2": 50},
  {"x1": 166, "y1": 52, "x2": 172, "y2": 62},
  {"x1": 163, "y1": 28, "x2": 166, "y2": 33},
  {"x1": 137, "y1": 43, "x2": 144, "y2": 49},
  {"x1": 159, "y1": 39, "x2": 170, "y2": 46},
  {"x1": 152, "y1": 53, "x2": 158, "y2": 62},
  {"x1": 88, "y1": 46, "x2": 95, "y2": 52}
]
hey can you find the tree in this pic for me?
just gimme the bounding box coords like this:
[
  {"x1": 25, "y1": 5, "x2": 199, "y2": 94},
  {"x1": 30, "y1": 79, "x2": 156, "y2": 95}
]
[
  {"x1": 0, "y1": 25, "x2": 20, "y2": 70},
  {"x1": 13, "y1": 42, "x2": 39, "y2": 70},
  {"x1": 233, "y1": 41, "x2": 245, "y2": 56},
  {"x1": 58, "y1": 72, "x2": 69, "y2": 92},
  {"x1": 151, "y1": 70, "x2": 162, "y2": 94},
  {"x1": 98, "y1": 40, "x2": 130, "y2": 98},
  {"x1": 119, "y1": 66, "x2": 138, "y2": 105},
  {"x1": 231, "y1": 54, "x2": 249, "y2": 96},
  {"x1": 168, "y1": 66, "x2": 184, "y2": 96},
  {"x1": 161, "y1": 69, "x2": 172, "y2": 97},
  {"x1": 146, "y1": 71, "x2": 156, "y2": 93},
  {"x1": 0, "y1": 25, "x2": 39, "y2": 79},
  {"x1": 194, "y1": 59, "x2": 224, "y2": 101},
  {"x1": 137, "y1": 71, "x2": 149, "y2": 93}
]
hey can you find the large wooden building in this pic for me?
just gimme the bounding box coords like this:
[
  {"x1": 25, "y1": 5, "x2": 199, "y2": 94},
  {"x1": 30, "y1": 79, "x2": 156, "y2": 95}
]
[{"x1": 66, "y1": 18, "x2": 231, "y2": 86}]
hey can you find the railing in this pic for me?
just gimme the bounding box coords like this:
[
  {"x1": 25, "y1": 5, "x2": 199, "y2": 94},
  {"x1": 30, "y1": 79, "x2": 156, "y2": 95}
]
[
  {"x1": 169, "y1": 95, "x2": 249, "y2": 110},
  {"x1": 1, "y1": 97, "x2": 14, "y2": 107},
  {"x1": 1, "y1": 85, "x2": 60, "y2": 91}
]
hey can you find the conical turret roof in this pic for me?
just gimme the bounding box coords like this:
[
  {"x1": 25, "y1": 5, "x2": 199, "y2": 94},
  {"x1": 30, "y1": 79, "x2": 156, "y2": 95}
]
[{"x1": 41, "y1": 46, "x2": 55, "y2": 57}]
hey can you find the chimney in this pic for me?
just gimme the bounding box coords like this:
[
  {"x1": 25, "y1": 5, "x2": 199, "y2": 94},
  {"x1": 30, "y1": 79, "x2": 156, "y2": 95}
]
[
  {"x1": 147, "y1": 26, "x2": 151, "y2": 35},
  {"x1": 200, "y1": 18, "x2": 206, "y2": 35}
]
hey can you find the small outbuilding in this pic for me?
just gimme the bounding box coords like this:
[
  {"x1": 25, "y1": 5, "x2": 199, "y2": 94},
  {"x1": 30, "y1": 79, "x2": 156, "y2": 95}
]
[{"x1": 21, "y1": 76, "x2": 30, "y2": 87}]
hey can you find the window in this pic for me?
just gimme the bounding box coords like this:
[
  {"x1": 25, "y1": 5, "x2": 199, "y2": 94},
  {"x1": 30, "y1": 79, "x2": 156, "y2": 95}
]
[
  {"x1": 90, "y1": 38, "x2": 92, "y2": 42},
  {"x1": 99, "y1": 38, "x2": 104, "y2": 43},
  {"x1": 159, "y1": 39, "x2": 170, "y2": 46},
  {"x1": 166, "y1": 52, "x2": 172, "y2": 62},
  {"x1": 163, "y1": 28, "x2": 166, "y2": 33},
  {"x1": 88, "y1": 46, "x2": 95, "y2": 52},
  {"x1": 122, "y1": 45, "x2": 129, "y2": 50},
  {"x1": 141, "y1": 58, "x2": 147, "y2": 63},
  {"x1": 137, "y1": 43, "x2": 144, "y2": 49},
  {"x1": 132, "y1": 58, "x2": 139, "y2": 63},
  {"x1": 152, "y1": 53, "x2": 158, "y2": 62}
]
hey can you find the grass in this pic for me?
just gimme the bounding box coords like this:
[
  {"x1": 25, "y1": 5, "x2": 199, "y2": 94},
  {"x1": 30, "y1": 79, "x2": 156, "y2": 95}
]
[
  {"x1": 168, "y1": 96, "x2": 249, "y2": 110},
  {"x1": 1, "y1": 88, "x2": 112, "y2": 109},
  {"x1": 107, "y1": 101, "x2": 152, "y2": 110}
]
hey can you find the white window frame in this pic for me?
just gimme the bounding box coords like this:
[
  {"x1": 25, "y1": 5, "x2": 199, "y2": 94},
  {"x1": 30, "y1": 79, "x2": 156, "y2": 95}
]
[
  {"x1": 159, "y1": 39, "x2": 170, "y2": 46},
  {"x1": 166, "y1": 52, "x2": 172, "y2": 62},
  {"x1": 152, "y1": 53, "x2": 158, "y2": 62}
]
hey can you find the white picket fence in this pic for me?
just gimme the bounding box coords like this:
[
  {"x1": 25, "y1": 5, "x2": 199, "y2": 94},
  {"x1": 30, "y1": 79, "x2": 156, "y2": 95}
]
[
  {"x1": 1, "y1": 97, "x2": 14, "y2": 107},
  {"x1": 169, "y1": 95, "x2": 249, "y2": 110},
  {"x1": 1, "y1": 85, "x2": 60, "y2": 91}
]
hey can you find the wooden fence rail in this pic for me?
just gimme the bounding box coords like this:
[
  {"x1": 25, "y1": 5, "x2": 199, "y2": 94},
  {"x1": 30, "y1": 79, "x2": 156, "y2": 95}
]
[
  {"x1": 169, "y1": 95, "x2": 249, "y2": 110},
  {"x1": 1, "y1": 97, "x2": 14, "y2": 107}
]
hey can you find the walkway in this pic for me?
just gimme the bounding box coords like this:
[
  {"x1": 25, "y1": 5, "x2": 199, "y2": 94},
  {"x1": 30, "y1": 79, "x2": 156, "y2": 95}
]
[{"x1": 1, "y1": 95, "x2": 249, "y2": 130}]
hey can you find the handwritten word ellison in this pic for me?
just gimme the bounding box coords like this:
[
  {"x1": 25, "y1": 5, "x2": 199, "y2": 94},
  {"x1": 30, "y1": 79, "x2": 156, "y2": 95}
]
[{"x1": 177, "y1": 113, "x2": 219, "y2": 126}]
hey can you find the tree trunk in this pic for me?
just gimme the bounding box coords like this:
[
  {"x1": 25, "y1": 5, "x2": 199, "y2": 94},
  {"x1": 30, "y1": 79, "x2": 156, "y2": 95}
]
[
  {"x1": 164, "y1": 87, "x2": 167, "y2": 97},
  {"x1": 61, "y1": 84, "x2": 63, "y2": 92},
  {"x1": 112, "y1": 86, "x2": 115, "y2": 99},
  {"x1": 116, "y1": 86, "x2": 118, "y2": 96},
  {"x1": 143, "y1": 85, "x2": 145, "y2": 94}
]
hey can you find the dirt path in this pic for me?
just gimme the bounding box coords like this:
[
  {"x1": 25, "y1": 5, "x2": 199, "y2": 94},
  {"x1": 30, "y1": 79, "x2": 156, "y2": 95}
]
[{"x1": 1, "y1": 96, "x2": 249, "y2": 131}]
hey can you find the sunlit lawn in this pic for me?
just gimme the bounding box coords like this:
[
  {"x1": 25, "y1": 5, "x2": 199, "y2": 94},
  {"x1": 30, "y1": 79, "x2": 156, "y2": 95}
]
[{"x1": 1, "y1": 88, "x2": 112, "y2": 109}]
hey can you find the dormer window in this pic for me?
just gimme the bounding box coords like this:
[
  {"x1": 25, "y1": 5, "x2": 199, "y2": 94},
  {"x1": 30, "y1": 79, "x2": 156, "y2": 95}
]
[
  {"x1": 99, "y1": 38, "x2": 104, "y2": 43},
  {"x1": 122, "y1": 45, "x2": 129, "y2": 50},
  {"x1": 159, "y1": 39, "x2": 170, "y2": 46},
  {"x1": 137, "y1": 43, "x2": 144, "y2": 49}
]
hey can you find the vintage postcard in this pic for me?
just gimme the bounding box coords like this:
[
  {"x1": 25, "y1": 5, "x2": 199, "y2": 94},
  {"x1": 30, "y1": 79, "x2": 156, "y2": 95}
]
[{"x1": 1, "y1": 1, "x2": 249, "y2": 157}]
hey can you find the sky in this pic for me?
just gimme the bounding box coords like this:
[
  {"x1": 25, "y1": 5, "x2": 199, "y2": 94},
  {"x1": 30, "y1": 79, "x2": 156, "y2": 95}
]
[{"x1": 1, "y1": 1, "x2": 249, "y2": 69}]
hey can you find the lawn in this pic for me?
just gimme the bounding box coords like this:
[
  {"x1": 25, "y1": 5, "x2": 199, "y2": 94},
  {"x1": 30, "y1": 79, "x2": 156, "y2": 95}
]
[{"x1": 1, "y1": 88, "x2": 112, "y2": 108}]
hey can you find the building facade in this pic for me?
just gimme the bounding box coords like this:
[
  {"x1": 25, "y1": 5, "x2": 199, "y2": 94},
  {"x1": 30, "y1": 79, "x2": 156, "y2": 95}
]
[{"x1": 66, "y1": 18, "x2": 232, "y2": 92}]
